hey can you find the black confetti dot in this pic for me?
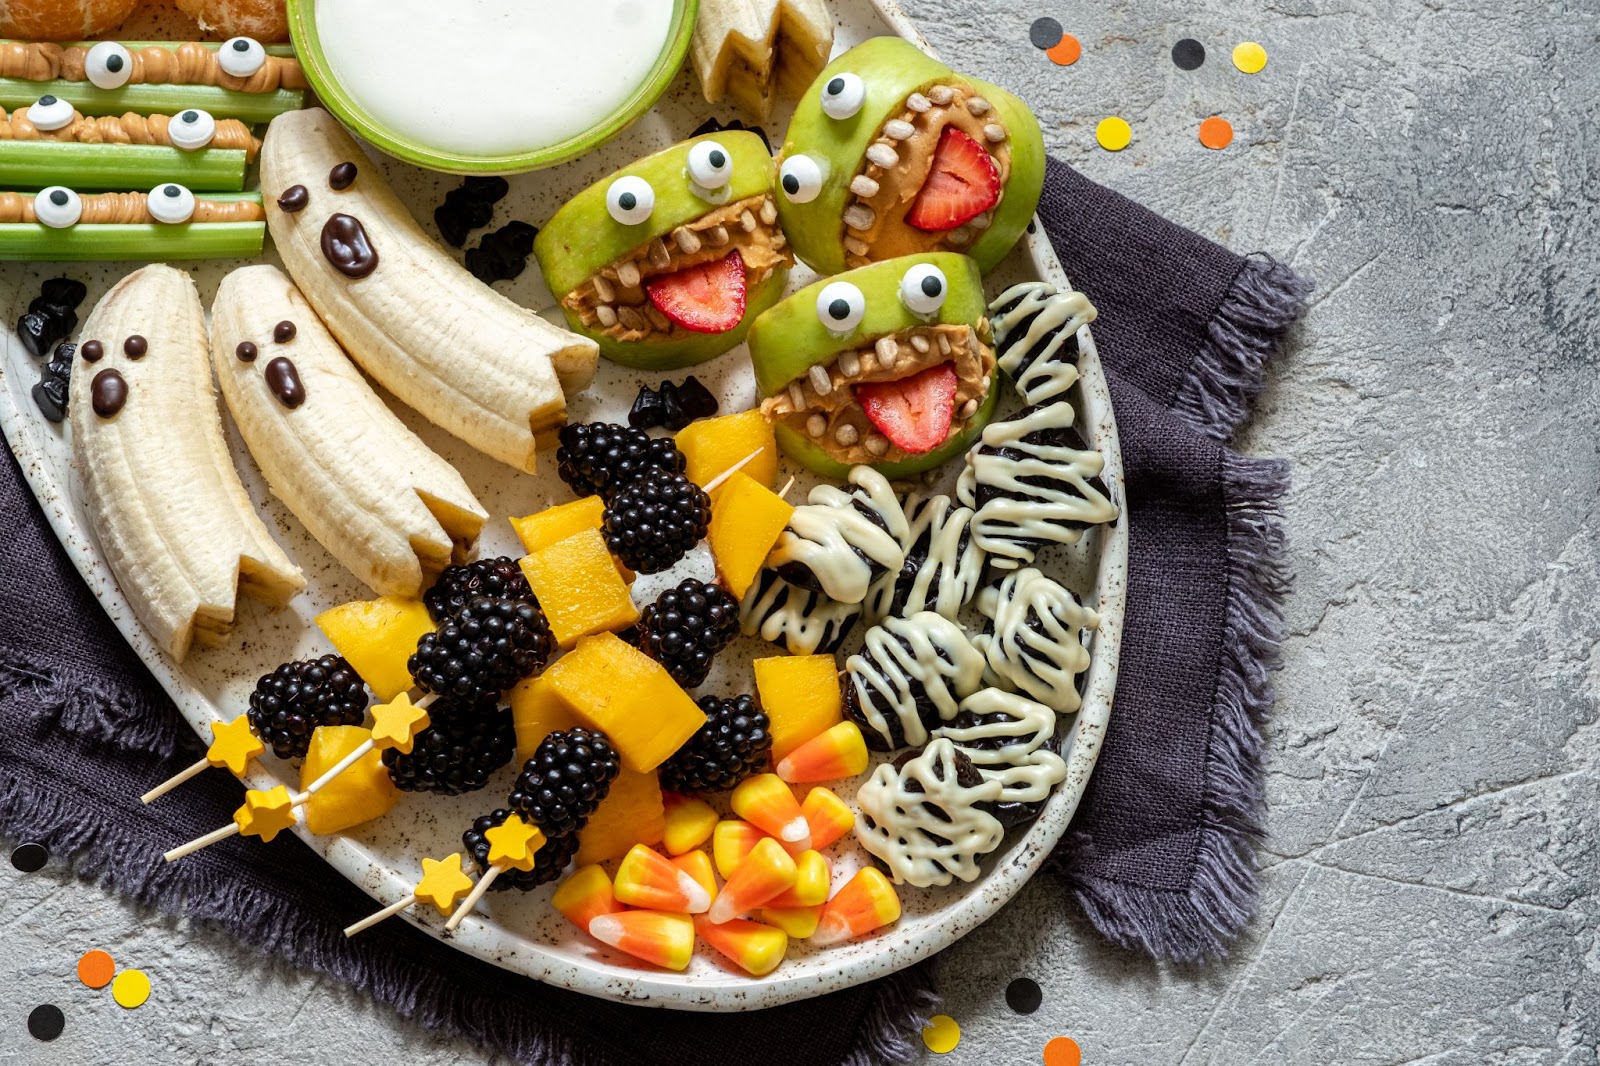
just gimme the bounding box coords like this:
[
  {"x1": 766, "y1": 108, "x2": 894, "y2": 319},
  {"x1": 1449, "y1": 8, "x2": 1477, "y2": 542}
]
[
  {"x1": 1006, "y1": 976, "x2": 1043, "y2": 1014},
  {"x1": 28, "y1": 1004, "x2": 64, "y2": 1042},
  {"x1": 1172, "y1": 38, "x2": 1206, "y2": 70},
  {"x1": 1029, "y1": 17, "x2": 1064, "y2": 50},
  {"x1": 10, "y1": 842, "x2": 48, "y2": 872}
]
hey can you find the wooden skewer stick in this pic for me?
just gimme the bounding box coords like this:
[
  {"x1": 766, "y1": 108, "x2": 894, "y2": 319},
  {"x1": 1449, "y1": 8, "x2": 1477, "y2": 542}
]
[
  {"x1": 163, "y1": 822, "x2": 239, "y2": 862},
  {"x1": 141, "y1": 713, "x2": 264, "y2": 804},
  {"x1": 702, "y1": 447, "x2": 766, "y2": 494},
  {"x1": 343, "y1": 893, "x2": 417, "y2": 938},
  {"x1": 141, "y1": 757, "x2": 209, "y2": 804},
  {"x1": 444, "y1": 866, "x2": 502, "y2": 932},
  {"x1": 292, "y1": 691, "x2": 437, "y2": 806},
  {"x1": 778, "y1": 476, "x2": 796, "y2": 501}
]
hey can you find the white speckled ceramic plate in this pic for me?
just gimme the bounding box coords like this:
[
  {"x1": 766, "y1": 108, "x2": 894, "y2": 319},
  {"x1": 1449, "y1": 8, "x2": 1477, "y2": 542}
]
[{"x1": 0, "y1": 1, "x2": 1126, "y2": 1010}]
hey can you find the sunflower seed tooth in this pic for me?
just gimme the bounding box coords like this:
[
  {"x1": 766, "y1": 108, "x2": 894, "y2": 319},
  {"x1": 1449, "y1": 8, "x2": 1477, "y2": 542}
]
[
  {"x1": 835, "y1": 423, "x2": 859, "y2": 446},
  {"x1": 884, "y1": 119, "x2": 915, "y2": 141},
  {"x1": 617, "y1": 305, "x2": 647, "y2": 331},
  {"x1": 838, "y1": 349, "x2": 861, "y2": 377},
  {"x1": 983, "y1": 123, "x2": 1006, "y2": 144},
  {"x1": 979, "y1": 374, "x2": 992, "y2": 394},
  {"x1": 740, "y1": 209, "x2": 758, "y2": 232},
  {"x1": 866, "y1": 142, "x2": 899, "y2": 168},
  {"x1": 849, "y1": 175, "x2": 881, "y2": 198},
  {"x1": 843, "y1": 204, "x2": 876, "y2": 230},
  {"x1": 759, "y1": 199, "x2": 778, "y2": 225},
  {"x1": 864, "y1": 434, "x2": 889, "y2": 456},
  {"x1": 616, "y1": 259, "x2": 641, "y2": 290},
  {"x1": 646, "y1": 304, "x2": 672, "y2": 331},
  {"x1": 592, "y1": 274, "x2": 616, "y2": 302},
  {"x1": 971, "y1": 210, "x2": 994, "y2": 230},
  {"x1": 807, "y1": 413, "x2": 827, "y2": 438},
  {"x1": 648, "y1": 238, "x2": 672, "y2": 268},
  {"x1": 710, "y1": 224, "x2": 731, "y2": 246},
  {"x1": 959, "y1": 398, "x2": 978, "y2": 419},
  {"x1": 966, "y1": 96, "x2": 991, "y2": 116},
  {"x1": 789, "y1": 382, "x2": 806, "y2": 410},
  {"x1": 938, "y1": 332, "x2": 952, "y2": 355},
  {"x1": 906, "y1": 92, "x2": 931, "y2": 113},
  {"x1": 674, "y1": 226, "x2": 702, "y2": 254},
  {"x1": 809, "y1": 363, "x2": 833, "y2": 395},
  {"x1": 595, "y1": 305, "x2": 618, "y2": 327},
  {"x1": 910, "y1": 333, "x2": 930, "y2": 354},
  {"x1": 928, "y1": 85, "x2": 954, "y2": 105},
  {"x1": 859, "y1": 348, "x2": 876, "y2": 371},
  {"x1": 844, "y1": 236, "x2": 871, "y2": 257},
  {"x1": 948, "y1": 225, "x2": 972, "y2": 245},
  {"x1": 875, "y1": 336, "x2": 899, "y2": 368}
]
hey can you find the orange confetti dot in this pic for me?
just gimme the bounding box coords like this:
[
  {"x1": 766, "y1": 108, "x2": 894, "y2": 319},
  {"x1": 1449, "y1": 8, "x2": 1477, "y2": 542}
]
[
  {"x1": 1199, "y1": 116, "x2": 1235, "y2": 150},
  {"x1": 1044, "y1": 1036, "x2": 1083, "y2": 1066},
  {"x1": 1046, "y1": 34, "x2": 1082, "y2": 66},
  {"x1": 77, "y1": 950, "x2": 115, "y2": 989}
]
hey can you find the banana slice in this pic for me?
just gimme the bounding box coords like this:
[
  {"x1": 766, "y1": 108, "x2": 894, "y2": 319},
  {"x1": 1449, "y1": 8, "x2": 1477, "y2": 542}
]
[
  {"x1": 69, "y1": 264, "x2": 305, "y2": 662},
  {"x1": 210, "y1": 265, "x2": 489, "y2": 599},
  {"x1": 260, "y1": 108, "x2": 598, "y2": 474}
]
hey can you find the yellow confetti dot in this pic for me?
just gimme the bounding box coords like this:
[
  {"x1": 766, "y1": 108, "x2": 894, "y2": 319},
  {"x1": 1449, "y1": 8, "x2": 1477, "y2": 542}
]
[
  {"x1": 1095, "y1": 117, "x2": 1132, "y2": 152},
  {"x1": 111, "y1": 969, "x2": 151, "y2": 1009},
  {"x1": 922, "y1": 1014, "x2": 962, "y2": 1054},
  {"x1": 1232, "y1": 41, "x2": 1268, "y2": 74}
]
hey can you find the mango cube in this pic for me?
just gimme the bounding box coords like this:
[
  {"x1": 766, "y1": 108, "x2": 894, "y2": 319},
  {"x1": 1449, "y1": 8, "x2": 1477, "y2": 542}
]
[
  {"x1": 299, "y1": 725, "x2": 399, "y2": 835},
  {"x1": 662, "y1": 792, "x2": 719, "y2": 855},
  {"x1": 575, "y1": 766, "x2": 667, "y2": 865},
  {"x1": 708, "y1": 472, "x2": 795, "y2": 600},
  {"x1": 552, "y1": 864, "x2": 622, "y2": 932},
  {"x1": 315, "y1": 596, "x2": 434, "y2": 701},
  {"x1": 754, "y1": 654, "x2": 843, "y2": 764},
  {"x1": 545, "y1": 633, "x2": 706, "y2": 772},
  {"x1": 511, "y1": 496, "x2": 605, "y2": 554},
  {"x1": 509, "y1": 671, "x2": 579, "y2": 764},
  {"x1": 677, "y1": 409, "x2": 778, "y2": 489},
  {"x1": 519, "y1": 529, "x2": 639, "y2": 648}
]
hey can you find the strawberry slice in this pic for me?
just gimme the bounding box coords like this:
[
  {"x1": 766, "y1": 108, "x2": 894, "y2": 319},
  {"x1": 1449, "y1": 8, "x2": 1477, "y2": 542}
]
[
  {"x1": 855, "y1": 362, "x2": 959, "y2": 454},
  {"x1": 906, "y1": 127, "x2": 1002, "y2": 232},
  {"x1": 646, "y1": 249, "x2": 746, "y2": 334}
]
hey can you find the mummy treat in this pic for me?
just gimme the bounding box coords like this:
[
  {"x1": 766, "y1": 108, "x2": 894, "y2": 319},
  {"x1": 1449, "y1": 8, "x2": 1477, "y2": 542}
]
[
  {"x1": 774, "y1": 37, "x2": 1046, "y2": 276},
  {"x1": 843, "y1": 611, "x2": 986, "y2": 750},
  {"x1": 887, "y1": 492, "x2": 986, "y2": 622},
  {"x1": 750, "y1": 253, "x2": 999, "y2": 476},
  {"x1": 936, "y1": 687, "x2": 1067, "y2": 827},
  {"x1": 988, "y1": 281, "x2": 1098, "y2": 406},
  {"x1": 534, "y1": 132, "x2": 793, "y2": 370},
  {"x1": 766, "y1": 465, "x2": 909, "y2": 604},
  {"x1": 855, "y1": 738, "x2": 1004, "y2": 887},
  {"x1": 972, "y1": 567, "x2": 1097, "y2": 714},
  {"x1": 740, "y1": 567, "x2": 862, "y2": 655}
]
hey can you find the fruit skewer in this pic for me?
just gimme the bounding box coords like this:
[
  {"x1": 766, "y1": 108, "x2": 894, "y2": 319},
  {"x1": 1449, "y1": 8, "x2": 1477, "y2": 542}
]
[
  {"x1": 341, "y1": 853, "x2": 475, "y2": 938},
  {"x1": 443, "y1": 814, "x2": 545, "y2": 931}
]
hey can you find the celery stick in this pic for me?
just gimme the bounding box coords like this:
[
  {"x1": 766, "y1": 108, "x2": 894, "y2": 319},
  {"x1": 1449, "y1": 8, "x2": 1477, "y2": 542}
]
[
  {"x1": 0, "y1": 222, "x2": 264, "y2": 261},
  {"x1": 0, "y1": 143, "x2": 246, "y2": 192},
  {"x1": 0, "y1": 79, "x2": 303, "y2": 123}
]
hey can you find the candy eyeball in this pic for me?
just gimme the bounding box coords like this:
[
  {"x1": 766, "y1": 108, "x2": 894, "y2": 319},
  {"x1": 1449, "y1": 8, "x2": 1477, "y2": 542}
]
[
  {"x1": 779, "y1": 154, "x2": 825, "y2": 204},
  {"x1": 819, "y1": 72, "x2": 866, "y2": 120},
  {"x1": 34, "y1": 187, "x2": 82, "y2": 229},
  {"x1": 27, "y1": 94, "x2": 74, "y2": 132},
  {"x1": 900, "y1": 263, "x2": 948, "y2": 316},
  {"x1": 168, "y1": 109, "x2": 217, "y2": 151},
  {"x1": 606, "y1": 175, "x2": 655, "y2": 225},
  {"x1": 816, "y1": 281, "x2": 866, "y2": 335},
  {"x1": 219, "y1": 37, "x2": 267, "y2": 78},
  {"x1": 84, "y1": 41, "x2": 132, "y2": 89},
  {"x1": 148, "y1": 183, "x2": 196, "y2": 224},
  {"x1": 687, "y1": 140, "x2": 734, "y2": 190}
]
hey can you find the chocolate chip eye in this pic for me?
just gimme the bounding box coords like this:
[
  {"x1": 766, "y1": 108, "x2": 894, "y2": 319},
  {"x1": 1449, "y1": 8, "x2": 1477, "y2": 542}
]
[
  {"x1": 34, "y1": 186, "x2": 81, "y2": 229},
  {"x1": 820, "y1": 71, "x2": 866, "y2": 120},
  {"x1": 778, "y1": 154, "x2": 824, "y2": 204},
  {"x1": 816, "y1": 281, "x2": 866, "y2": 334},
  {"x1": 83, "y1": 41, "x2": 132, "y2": 89},
  {"x1": 687, "y1": 139, "x2": 734, "y2": 190},
  {"x1": 147, "y1": 183, "x2": 196, "y2": 224},
  {"x1": 218, "y1": 36, "x2": 267, "y2": 77},
  {"x1": 168, "y1": 108, "x2": 217, "y2": 151},
  {"x1": 27, "y1": 94, "x2": 74, "y2": 132},
  {"x1": 900, "y1": 263, "x2": 948, "y2": 315},
  {"x1": 606, "y1": 175, "x2": 655, "y2": 225}
]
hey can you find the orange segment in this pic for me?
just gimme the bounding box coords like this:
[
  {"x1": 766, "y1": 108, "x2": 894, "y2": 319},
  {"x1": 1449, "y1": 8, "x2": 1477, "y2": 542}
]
[
  {"x1": 731, "y1": 773, "x2": 811, "y2": 852},
  {"x1": 713, "y1": 819, "x2": 767, "y2": 880},
  {"x1": 775, "y1": 720, "x2": 869, "y2": 783},
  {"x1": 765, "y1": 850, "x2": 829, "y2": 908},
  {"x1": 801, "y1": 786, "x2": 855, "y2": 850},
  {"x1": 706, "y1": 837, "x2": 798, "y2": 924},
  {"x1": 694, "y1": 915, "x2": 788, "y2": 976},
  {"x1": 662, "y1": 792, "x2": 719, "y2": 855},
  {"x1": 812, "y1": 868, "x2": 901, "y2": 946},
  {"x1": 552, "y1": 864, "x2": 622, "y2": 932},
  {"x1": 614, "y1": 844, "x2": 712, "y2": 914},
  {"x1": 588, "y1": 910, "x2": 696, "y2": 971}
]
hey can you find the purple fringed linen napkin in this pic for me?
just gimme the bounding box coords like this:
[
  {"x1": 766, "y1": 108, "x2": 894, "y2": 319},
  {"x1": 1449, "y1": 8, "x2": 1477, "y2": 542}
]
[{"x1": 0, "y1": 157, "x2": 1306, "y2": 1064}]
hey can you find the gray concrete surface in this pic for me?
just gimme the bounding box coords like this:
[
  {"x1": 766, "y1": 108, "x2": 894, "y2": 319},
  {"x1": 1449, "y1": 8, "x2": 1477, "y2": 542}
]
[{"x1": 5, "y1": 0, "x2": 1598, "y2": 1062}]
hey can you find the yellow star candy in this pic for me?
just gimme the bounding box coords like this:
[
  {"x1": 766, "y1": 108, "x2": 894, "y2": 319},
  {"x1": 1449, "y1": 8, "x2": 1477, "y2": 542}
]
[
  {"x1": 483, "y1": 815, "x2": 544, "y2": 872},
  {"x1": 206, "y1": 714, "x2": 265, "y2": 776},
  {"x1": 370, "y1": 692, "x2": 431, "y2": 755},
  {"x1": 414, "y1": 853, "x2": 475, "y2": 914},
  {"x1": 234, "y1": 785, "x2": 297, "y2": 843}
]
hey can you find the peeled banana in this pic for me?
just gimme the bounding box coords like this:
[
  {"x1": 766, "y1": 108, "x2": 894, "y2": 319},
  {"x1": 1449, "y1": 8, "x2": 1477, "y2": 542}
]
[
  {"x1": 260, "y1": 108, "x2": 598, "y2": 474},
  {"x1": 68, "y1": 264, "x2": 304, "y2": 662},
  {"x1": 210, "y1": 264, "x2": 489, "y2": 599}
]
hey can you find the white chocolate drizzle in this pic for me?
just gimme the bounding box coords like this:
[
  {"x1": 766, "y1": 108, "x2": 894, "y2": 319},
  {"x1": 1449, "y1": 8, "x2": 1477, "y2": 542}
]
[
  {"x1": 766, "y1": 465, "x2": 908, "y2": 604},
  {"x1": 855, "y1": 738, "x2": 1004, "y2": 887},
  {"x1": 988, "y1": 282, "x2": 1097, "y2": 406},
  {"x1": 739, "y1": 567, "x2": 860, "y2": 655},
  {"x1": 892, "y1": 493, "x2": 986, "y2": 622},
  {"x1": 845, "y1": 611, "x2": 985, "y2": 749},
  {"x1": 936, "y1": 688, "x2": 1067, "y2": 807},
  {"x1": 973, "y1": 567, "x2": 1097, "y2": 713}
]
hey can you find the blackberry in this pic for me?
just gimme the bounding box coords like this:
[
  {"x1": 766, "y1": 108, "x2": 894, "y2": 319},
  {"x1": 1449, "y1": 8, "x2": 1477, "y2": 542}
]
[
  {"x1": 424, "y1": 556, "x2": 534, "y2": 622},
  {"x1": 636, "y1": 578, "x2": 740, "y2": 689},
  {"x1": 556, "y1": 421, "x2": 685, "y2": 500},
  {"x1": 463, "y1": 809, "x2": 581, "y2": 891},
  {"x1": 381, "y1": 696, "x2": 514, "y2": 795},
  {"x1": 658, "y1": 694, "x2": 771, "y2": 794},
  {"x1": 247, "y1": 655, "x2": 368, "y2": 759},
  {"x1": 602, "y1": 467, "x2": 710, "y2": 574},
  {"x1": 507, "y1": 727, "x2": 621, "y2": 835},
  {"x1": 408, "y1": 595, "x2": 553, "y2": 703}
]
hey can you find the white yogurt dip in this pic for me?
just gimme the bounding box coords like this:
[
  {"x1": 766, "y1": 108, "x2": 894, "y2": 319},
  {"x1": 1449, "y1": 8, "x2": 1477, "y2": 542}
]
[{"x1": 315, "y1": 0, "x2": 675, "y2": 157}]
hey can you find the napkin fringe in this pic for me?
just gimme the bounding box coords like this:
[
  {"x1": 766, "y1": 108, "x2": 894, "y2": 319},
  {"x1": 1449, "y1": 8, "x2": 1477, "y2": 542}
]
[
  {"x1": 1174, "y1": 254, "x2": 1312, "y2": 440},
  {"x1": 1063, "y1": 451, "x2": 1290, "y2": 962},
  {"x1": 0, "y1": 647, "x2": 180, "y2": 755},
  {"x1": 839, "y1": 963, "x2": 942, "y2": 1066}
]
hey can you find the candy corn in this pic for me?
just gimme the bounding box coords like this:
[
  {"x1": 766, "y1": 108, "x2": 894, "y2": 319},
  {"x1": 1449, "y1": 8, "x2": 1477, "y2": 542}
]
[
  {"x1": 776, "y1": 721, "x2": 869, "y2": 783},
  {"x1": 671, "y1": 850, "x2": 718, "y2": 903},
  {"x1": 588, "y1": 910, "x2": 696, "y2": 971},
  {"x1": 801, "y1": 786, "x2": 855, "y2": 851},
  {"x1": 713, "y1": 819, "x2": 767, "y2": 880},
  {"x1": 614, "y1": 844, "x2": 712, "y2": 914},
  {"x1": 812, "y1": 868, "x2": 902, "y2": 946},
  {"x1": 662, "y1": 793, "x2": 719, "y2": 855},
  {"x1": 731, "y1": 774, "x2": 811, "y2": 852},
  {"x1": 707, "y1": 837, "x2": 797, "y2": 924},
  {"x1": 758, "y1": 905, "x2": 823, "y2": 939},
  {"x1": 553, "y1": 864, "x2": 622, "y2": 932},
  {"x1": 766, "y1": 850, "x2": 830, "y2": 908},
  {"x1": 695, "y1": 916, "x2": 789, "y2": 976}
]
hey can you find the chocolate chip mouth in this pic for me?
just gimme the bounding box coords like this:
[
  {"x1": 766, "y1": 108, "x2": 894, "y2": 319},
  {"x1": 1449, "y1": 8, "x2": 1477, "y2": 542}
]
[
  {"x1": 562, "y1": 193, "x2": 791, "y2": 341},
  {"x1": 759, "y1": 321, "x2": 996, "y2": 465},
  {"x1": 841, "y1": 84, "x2": 1013, "y2": 270}
]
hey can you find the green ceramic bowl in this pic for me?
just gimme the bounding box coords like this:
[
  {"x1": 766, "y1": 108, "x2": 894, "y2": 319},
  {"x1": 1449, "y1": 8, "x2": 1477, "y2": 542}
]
[{"x1": 285, "y1": 0, "x2": 699, "y2": 175}]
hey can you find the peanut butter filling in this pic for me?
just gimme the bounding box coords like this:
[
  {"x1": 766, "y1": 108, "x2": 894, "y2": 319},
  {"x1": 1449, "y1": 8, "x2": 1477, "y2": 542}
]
[
  {"x1": 840, "y1": 84, "x2": 1013, "y2": 269},
  {"x1": 0, "y1": 41, "x2": 307, "y2": 93},
  {"x1": 0, "y1": 190, "x2": 264, "y2": 224},
  {"x1": 562, "y1": 192, "x2": 792, "y2": 342},
  {"x1": 0, "y1": 106, "x2": 260, "y2": 160},
  {"x1": 760, "y1": 321, "x2": 997, "y2": 467}
]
